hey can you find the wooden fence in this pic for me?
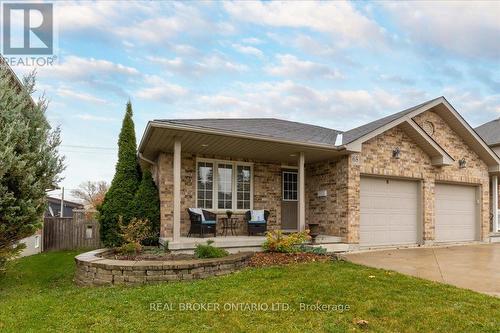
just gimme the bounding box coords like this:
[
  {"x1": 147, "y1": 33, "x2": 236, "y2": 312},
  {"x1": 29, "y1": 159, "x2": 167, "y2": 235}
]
[{"x1": 43, "y1": 210, "x2": 101, "y2": 251}]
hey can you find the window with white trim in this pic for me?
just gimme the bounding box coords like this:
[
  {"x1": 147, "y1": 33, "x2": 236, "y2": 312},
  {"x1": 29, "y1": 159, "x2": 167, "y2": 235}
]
[
  {"x1": 197, "y1": 162, "x2": 214, "y2": 208},
  {"x1": 237, "y1": 165, "x2": 251, "y2": 209},
  {"x1": 196, "y1": 159, "x2": 252, "y2": 211},
  {"x1": 283, "y1": 171, "x2": 298, "y2": 201},
  {"x1": 217, "y1": 163, "x2": 233, "y2": 209}
]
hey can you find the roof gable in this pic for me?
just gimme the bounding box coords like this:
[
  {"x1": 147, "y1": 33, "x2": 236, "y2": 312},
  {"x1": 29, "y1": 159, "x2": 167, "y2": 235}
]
[{"x1": 341, "y1": 96, "x2": 500, "y2": 169}]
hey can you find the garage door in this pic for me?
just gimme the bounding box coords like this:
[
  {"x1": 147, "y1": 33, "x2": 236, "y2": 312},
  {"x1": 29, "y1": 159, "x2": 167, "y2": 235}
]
[
  {"x1": 435, "y1": 183, "x2": 478, "y2": 242},
  {"x1": 360, "y1": 177, "x2": 419, "y2": 247}
]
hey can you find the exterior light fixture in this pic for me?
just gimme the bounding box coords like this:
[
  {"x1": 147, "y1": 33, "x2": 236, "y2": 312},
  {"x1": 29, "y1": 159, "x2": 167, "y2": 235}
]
[
  {"x1": 392, "y1": 147, "x2": 401, "y2": 159},
  {"x1": 459, "y1": 158, "x2": 467, "y2": 169},
  {"x1": 289, "y1": 154, "x2": 297, "y2": 157},
  {"x1": 201, "y1": 144, "x2": 209, "y2": 147}
]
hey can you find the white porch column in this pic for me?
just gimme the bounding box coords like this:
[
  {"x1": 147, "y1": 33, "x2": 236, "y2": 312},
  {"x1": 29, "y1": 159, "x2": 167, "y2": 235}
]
[
  {"x1": 298, "y1": 152, "x2": 306, "y2": 231},
  {"x1": 493, "y1": 175, "x2": 499, "y2": 232},
  {"x1": 173, "y1": 138, "x2": 181, "y2": 242}
]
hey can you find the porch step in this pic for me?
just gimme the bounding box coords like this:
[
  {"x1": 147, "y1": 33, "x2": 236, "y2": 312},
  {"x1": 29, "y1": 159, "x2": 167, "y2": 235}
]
[
  {"x1": 489, "y1": 233, "x2": 500, "y2": 243},
  {"x1": 162, "y1": 234, "x2": 345, "y2": 253}
]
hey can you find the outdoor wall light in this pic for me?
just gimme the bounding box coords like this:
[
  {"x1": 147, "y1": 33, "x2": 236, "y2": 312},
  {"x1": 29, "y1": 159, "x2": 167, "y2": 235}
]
[
  {"x1": 459, "y1": 158, "x2": 467, "y2": 168},
  {"x1": 201, "y1": 144, "x2": 209, "y2": 147},
  {"x1": 392, "y1": 147, "x2": 401, "y2": 159}
]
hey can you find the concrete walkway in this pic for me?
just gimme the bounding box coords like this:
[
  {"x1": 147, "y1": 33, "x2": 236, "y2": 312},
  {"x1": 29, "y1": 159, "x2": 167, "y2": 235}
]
[{"x1": 343, "y1": 244, "x2": 500, "y2": 297}]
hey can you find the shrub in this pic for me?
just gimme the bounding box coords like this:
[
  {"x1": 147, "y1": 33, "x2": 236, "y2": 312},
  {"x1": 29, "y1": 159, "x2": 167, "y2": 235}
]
[
  {"x1": 295, "y1": 244, "x2": 327, "y2": 255},
  {"x1": 0, "y1": 67, "x2": 64, "y2": 273},
  {"x1": 194, "y1": 240, "x2": 229, "y2": 259},
  {"x1": 116, "y1": 217, "x2": 152, "y2": 255},
  {"x1": 99, "y1": 101, "x2": 141, "y2": 247},
  {"x1": 262, "y1": 230, "x2": 311, "y2": 253},
  {"x1": 133, "y1": 169, "x2": 160, "y2": 245}
]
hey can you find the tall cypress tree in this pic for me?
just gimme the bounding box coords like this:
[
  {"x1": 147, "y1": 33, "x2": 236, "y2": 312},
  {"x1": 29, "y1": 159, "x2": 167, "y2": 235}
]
[
  {"x1": 99, "y1": 101, "x2": 140, "y2": 247},
  {"x1": 133, "y1": 169, "x2": 160, "y2": 245}
]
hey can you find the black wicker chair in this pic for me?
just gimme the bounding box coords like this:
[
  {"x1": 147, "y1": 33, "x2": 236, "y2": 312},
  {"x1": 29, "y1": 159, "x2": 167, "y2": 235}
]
[
  {"x1": 187, "y1": 209, "x2": 217, "y2": 238},
  {"x1": 245, "y1": 210, "x2": 269, "y2": 236}
]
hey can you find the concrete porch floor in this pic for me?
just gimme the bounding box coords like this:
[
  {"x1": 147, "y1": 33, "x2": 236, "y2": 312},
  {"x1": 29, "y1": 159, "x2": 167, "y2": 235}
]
[
  {"x1": 166, "y1": 234, "x2": 348, "y2": 253},
  {"x1": 342, "y1": 244, "x2": 500, "y2": 297}
]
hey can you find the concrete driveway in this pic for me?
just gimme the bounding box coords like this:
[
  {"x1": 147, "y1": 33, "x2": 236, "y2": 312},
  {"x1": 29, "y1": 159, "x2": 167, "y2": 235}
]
[{"x1": 343, "y1": 244, "x2": 500, "y2": 297}]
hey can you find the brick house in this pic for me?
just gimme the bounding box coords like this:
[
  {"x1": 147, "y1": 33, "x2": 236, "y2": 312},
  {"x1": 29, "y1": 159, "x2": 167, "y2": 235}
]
[{"x1": 138, "y1": 96, "x2": 500, "y2": 251}]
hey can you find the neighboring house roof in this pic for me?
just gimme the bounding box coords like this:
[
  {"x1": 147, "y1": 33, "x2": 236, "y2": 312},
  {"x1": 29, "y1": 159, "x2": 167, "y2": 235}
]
[
  {"x1": 45, "y1": 196, "x2": 84, "y2": 218},
  {"x1": 155, "y1": 118, "x2": 342, "y2": 146},
  {"x1": 475, "y1": 118, "x2": 500, "y2": 147}
]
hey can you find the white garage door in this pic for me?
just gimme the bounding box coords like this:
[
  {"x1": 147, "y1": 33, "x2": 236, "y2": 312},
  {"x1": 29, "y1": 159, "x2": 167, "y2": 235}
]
[
  {"x1": 360, "y1": 177, "x2": 419, "y2": 247},
  {"x1": 435, "y1": 184, "x2": 478, "y2": 242}
]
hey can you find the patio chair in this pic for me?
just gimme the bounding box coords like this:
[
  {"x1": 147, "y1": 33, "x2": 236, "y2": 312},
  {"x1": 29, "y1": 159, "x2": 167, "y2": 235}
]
[
  {"x1": 187, "y1": 208, "x2": 217, "y2": 238},
  {"x1": 245, "y1": 210, "x2": 269, "y2": 236}
]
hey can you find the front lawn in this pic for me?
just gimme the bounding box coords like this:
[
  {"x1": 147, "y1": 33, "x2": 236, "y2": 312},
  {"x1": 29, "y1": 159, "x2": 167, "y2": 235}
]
[{"x1": 0, "y1": 251, "x2": 498, "y2": 332}]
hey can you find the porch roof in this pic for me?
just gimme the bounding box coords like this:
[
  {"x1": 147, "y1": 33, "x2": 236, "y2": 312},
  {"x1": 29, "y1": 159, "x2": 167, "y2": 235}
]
[{"x1": 139, "y1": 120, "x2": 345, "y2": 165}]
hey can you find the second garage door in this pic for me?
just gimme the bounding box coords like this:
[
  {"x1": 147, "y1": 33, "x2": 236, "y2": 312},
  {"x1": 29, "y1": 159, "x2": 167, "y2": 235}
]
[
  {"x1": 360, "y1": 177, "x2": 420, "y2": 247},
  {"x1": 435, "y1": 183, "x2": 478, "y2": 242}
]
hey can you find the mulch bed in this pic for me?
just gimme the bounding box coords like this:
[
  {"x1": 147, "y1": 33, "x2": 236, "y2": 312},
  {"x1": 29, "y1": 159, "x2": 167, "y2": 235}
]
[
  {"x1": 103, "y1": 249, "x2": 195, "y2": 261},
  {"x1": 249, "y1": 252, "x2": 331, "y2": 267}
]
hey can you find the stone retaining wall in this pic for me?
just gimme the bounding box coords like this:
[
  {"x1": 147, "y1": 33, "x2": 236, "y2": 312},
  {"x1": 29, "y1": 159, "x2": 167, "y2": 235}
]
[{"x1": 75, "y1": 249, "x2": 253, "y2": 286}]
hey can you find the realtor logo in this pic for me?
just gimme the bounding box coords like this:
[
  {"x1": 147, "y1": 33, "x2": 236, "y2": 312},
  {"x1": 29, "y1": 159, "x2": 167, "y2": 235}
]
[{"x1": 2, "y1": 3, "x2": 53, "y2": 55}]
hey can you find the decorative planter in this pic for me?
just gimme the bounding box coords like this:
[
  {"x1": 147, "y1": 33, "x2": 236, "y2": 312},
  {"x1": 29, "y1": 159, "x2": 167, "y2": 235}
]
[
  {"x1": 74, "y1": 249, "x2": 252, "y2": 286},
  {"x1": 308, "y1": 223, "x2": 320, "y2": 244}
]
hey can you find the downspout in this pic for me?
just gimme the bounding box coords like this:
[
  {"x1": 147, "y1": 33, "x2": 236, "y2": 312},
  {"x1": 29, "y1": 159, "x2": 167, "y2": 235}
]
[{"x1": 138, "y1": 152, "x2": 155, "y2": 165}]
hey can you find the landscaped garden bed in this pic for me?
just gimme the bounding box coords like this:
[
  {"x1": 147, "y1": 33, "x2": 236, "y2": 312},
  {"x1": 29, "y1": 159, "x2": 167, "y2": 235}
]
[
  {"x1": 75, "y1": 249, "x2": 252, "y2": 286},
  {"x1": 249, "y1": 252, "x2": 331, "y2": 268}
]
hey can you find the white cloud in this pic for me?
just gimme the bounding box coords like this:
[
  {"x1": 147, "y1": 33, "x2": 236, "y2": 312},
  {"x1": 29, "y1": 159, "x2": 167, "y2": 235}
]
[
  {"x1": 136, "y1": 75, "x2": 189, "y2": 102},
  {"x1": 382, "y1": 1, "x2": 500, "y2": 58},
  {"x1": 266, "y1": 54, "x2": 344, "y2": 80},
  {"x1": 224, "y1": 1, "x2": 386, "y2": 48},
  {"x1": 75, "y1": 114, "x2": 117, "y2": 122},
  {"x1": 57, "y1": 88, "x2": 108, "y2": 104},
  {"x1": 175, "y1": 80, "x2": 427, "y2": 130},
  {"x1": 147, "y1": 54, "x2": 247, "y2": 77},
  {"x1": 232, "y1": 44, "x2": 264, "y2": 58},
  {"x1": 242, "y1": 37, "x2": 264, "y2": 45},
  {"x1": 43, "y1": 56, "x2": 139, "y2": 81}
]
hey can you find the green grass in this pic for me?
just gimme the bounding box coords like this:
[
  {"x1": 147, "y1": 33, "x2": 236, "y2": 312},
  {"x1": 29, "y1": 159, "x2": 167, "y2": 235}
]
[{"x1": 0, "y1": 251, "x2": 499, "y2": 332}]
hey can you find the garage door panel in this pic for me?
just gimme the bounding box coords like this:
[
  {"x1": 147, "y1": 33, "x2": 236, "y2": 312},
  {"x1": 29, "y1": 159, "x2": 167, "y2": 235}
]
[
  {"x1": 360, "y1": 177, "x2": 419, "y2": 247},
  {"x1": 435, "y1": 183, "x2": 477, "y2": 243}
]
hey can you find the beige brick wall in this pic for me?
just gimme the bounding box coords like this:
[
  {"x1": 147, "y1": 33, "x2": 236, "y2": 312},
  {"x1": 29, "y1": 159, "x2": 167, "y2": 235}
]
[
  {"x1": 156, "y1": 153, "x2": 282, "y2": 237},
  {"x1": 156, "y1": 110, "x2": 490, "y2": 244},
  {"x1": 352, "y1": 110, "x2": 489, "y2": 243}
]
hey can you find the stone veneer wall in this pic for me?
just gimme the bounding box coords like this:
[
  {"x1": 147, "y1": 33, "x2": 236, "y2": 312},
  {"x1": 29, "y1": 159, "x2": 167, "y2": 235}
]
[
  {"x1": 156, "y1": 153, "x2": 282, "y2": 238},
  {"x1": 75, "y1": 249, "x2": 252, "y2": 286}
]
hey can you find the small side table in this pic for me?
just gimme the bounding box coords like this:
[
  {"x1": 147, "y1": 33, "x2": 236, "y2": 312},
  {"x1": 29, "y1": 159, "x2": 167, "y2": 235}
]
[{"x1": 220, "y1": 217, "x2": 239, "y2": 236}]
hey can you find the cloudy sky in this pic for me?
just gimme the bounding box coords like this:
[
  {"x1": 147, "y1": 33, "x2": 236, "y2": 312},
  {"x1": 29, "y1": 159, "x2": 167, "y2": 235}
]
[{"x1": 9, "y1": 1, "x2": 500, "y2": 200}]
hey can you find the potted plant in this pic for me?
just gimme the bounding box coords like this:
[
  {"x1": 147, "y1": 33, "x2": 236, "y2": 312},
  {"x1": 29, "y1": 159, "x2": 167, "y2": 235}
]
[
  {"x1": 226, "y1": 210, "x2": 233, "y2": 218},
  {"x1": 308, "y1": 223, "x2": 320, "y2": 244}
]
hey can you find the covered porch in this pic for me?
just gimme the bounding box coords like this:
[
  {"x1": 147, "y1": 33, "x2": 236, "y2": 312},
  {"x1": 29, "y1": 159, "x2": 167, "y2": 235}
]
[{"x1": 138, "y1": 119, "x2": 350, "y2": 251}]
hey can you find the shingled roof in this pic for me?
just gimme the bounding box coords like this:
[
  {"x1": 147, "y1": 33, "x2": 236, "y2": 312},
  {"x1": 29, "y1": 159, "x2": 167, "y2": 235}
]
[
  {"x1": 341, "y1": 97, "x2": 443, "y2": 144},
  {"x1": 155, "y1": 97, "x2": 445, "y2": 147},
  {"x1": 475, "y1": 118, "x2": 500, "y2": 146},
  {"x1": 154, "y1": 118, "x2": 342, "y2": 146}
]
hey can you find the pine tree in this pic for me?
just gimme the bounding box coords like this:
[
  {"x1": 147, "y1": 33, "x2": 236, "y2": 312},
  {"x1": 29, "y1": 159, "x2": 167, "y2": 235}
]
[
  {"x1": 133, "y1": 169, "x2": 160, "y2": 245},
  {"x1": 0, "y1": 66, "x2": 64, "y2": 272},
  {"x1": 98, "y1": 101, "x2": 140, "y2": 247}
]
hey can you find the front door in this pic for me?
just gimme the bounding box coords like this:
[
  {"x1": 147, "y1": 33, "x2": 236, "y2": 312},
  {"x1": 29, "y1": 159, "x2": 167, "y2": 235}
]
[{"x1": 281, "y1": 170, "x2": 298, "y2": 230}]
